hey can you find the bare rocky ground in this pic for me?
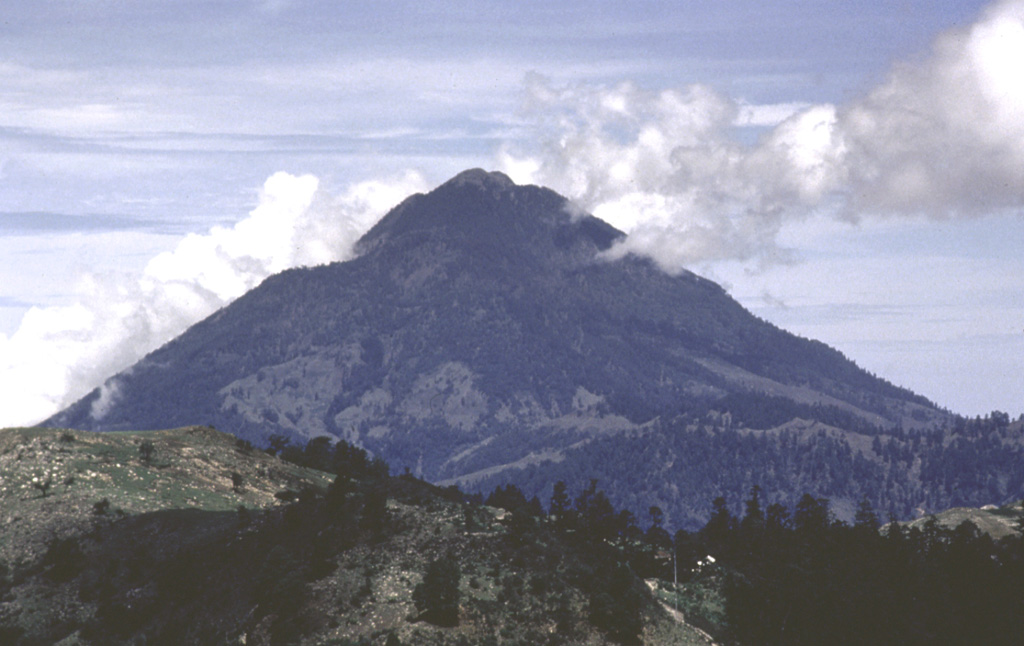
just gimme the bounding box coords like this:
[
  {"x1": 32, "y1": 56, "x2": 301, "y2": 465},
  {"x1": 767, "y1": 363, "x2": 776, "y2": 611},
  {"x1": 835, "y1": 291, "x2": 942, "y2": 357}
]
[
  {"x1": 286, "y1": 495, "x2": 711, "y2": 646},
  {"x1": 0, "y1": 426, "x2": 328, "y2": 644},
  {"x1": 0, "y1": 426, "x2": 331, "y2": 568},
  {"x1": 902, "y1": 502, "x2": 1024, "y2": 540}
]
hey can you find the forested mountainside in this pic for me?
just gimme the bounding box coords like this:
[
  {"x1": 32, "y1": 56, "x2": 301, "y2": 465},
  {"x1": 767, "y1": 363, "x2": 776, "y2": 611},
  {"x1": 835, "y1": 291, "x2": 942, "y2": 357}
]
[
  {"x1": 474, "y1": 410, "x2": 1024, "y2": 529},
  {"x1": 46, "y1": 169, "x2": 1023, "y2": 528}
]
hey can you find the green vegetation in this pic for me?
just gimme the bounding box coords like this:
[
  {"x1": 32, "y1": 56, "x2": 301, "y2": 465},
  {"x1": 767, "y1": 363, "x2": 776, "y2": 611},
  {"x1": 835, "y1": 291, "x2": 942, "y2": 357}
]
[{"x1": 138, "y1": 438, "x2": 155, "y2": 463}]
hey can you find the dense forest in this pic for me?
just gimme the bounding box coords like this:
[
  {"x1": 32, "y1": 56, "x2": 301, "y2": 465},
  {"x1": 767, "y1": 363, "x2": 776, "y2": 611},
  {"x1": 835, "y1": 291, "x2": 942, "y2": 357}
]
[
  {"x1": 479, "y1": 478, "x2": 1024, "y2": 645},
  {"x1": 688, "y1": 488, "x2": 1024, "y2": 645},
  {"x1": 473, "y1": 408, "x2": 1024, "y2": 529}
]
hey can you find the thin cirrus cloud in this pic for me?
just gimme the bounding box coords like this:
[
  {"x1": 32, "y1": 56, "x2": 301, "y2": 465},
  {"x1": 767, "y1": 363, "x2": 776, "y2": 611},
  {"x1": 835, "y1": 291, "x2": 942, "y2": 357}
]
[{"x1": 0, "y1": 212, "x2": 171, "y2": 235}]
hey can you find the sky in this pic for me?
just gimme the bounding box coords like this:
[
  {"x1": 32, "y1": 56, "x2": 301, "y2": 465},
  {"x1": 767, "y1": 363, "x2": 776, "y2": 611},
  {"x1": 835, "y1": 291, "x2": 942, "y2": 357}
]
[{"x1": 1, "y1": 0, "x2": 1022, "y2": 427}]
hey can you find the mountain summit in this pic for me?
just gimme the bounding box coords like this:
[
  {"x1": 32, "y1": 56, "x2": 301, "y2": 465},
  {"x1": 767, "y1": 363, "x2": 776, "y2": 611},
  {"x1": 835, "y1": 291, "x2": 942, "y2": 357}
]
[
  {"x1": 355, "y1": 168, "x2": 621, "y2": 266},
  {"x1": 49, "y1": 169, "x2": 1008, "y2": 526}
]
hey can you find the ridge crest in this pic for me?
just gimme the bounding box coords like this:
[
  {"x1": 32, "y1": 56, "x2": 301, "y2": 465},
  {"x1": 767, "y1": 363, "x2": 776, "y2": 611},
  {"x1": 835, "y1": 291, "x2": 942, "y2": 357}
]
[{"x1": 442, "y1": 168, "x2": 516, "y2": 190}]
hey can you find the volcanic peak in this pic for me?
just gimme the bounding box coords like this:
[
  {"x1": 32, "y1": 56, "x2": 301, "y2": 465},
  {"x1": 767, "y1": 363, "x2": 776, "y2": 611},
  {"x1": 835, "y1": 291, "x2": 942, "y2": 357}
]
[
  {"x1": 356, "y1": 168, "x2": 620, "y2": 260},
  {"x1": 441, "y1": 167, "x2": 516, "y2": 190}
]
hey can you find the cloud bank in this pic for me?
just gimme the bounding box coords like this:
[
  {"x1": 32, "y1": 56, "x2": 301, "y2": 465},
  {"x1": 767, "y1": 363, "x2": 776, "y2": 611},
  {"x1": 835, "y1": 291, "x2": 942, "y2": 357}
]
[
  {"x1": 841, "y1": 0, "x2": 1024, "y2": 216},
  {"x1": 500, "y1": 0, "x2": 1024, "y2": 273},
  {"x1": 0, "y1": 171, "x2": 427, "y2": 427}
]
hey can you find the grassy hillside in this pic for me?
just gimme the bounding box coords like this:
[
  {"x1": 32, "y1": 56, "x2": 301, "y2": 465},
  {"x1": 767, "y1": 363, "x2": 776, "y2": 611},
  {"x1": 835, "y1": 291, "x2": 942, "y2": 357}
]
[
  {"x1": 0, "y1": 426, "x2": 332, "y2": 567},
  {"x1": 0, "y1": 427, "x2": 709, "y2": 645}
]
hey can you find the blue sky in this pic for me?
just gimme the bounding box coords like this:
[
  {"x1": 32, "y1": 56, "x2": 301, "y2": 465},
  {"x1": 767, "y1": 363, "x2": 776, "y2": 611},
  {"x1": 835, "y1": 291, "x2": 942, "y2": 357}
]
[{"x1": 2, "y1": 0, "x2": 1022, "y2": 425}]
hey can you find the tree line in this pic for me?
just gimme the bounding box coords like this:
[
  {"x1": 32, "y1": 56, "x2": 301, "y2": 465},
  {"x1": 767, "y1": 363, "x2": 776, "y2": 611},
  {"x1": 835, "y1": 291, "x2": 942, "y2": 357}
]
[
  {"x1": 462, "y1": 472, "x2": 1024, "y2": 645},
  {"x1": 270, "y1": 433, "x2": 1024, "y2": 646}
]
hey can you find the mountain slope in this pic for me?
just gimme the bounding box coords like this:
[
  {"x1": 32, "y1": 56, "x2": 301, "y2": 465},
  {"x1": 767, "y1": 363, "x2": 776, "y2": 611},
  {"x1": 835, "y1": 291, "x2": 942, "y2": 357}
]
[
  {"x1": 0, "y1": 426, "x2": 331, "y2": 567},
  {"x1": 0, "y1": 427, "x2": 708, "y2": 645},
  {"x1": 45, "y1": 169, "x2": 1018, "y2": 526}
]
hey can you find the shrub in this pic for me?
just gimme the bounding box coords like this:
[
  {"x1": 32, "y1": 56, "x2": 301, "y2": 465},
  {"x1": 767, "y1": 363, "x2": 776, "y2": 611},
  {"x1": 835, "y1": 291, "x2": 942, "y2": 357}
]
[
  {"x1": 588, "y1": 563, "x2": 642, "y2": 645},
  {"x1": 43, "y1": 536, "x2": 85, "y2": 582},
  {"x1": 413, "y1": 556, "x2": 460, "y2": 626},
  {"x1": 139, "y1": 440, "x2": 155, "y2": 464},
  {"x1": 32, "y1": 476, "x2": 52, "y2": 498}
]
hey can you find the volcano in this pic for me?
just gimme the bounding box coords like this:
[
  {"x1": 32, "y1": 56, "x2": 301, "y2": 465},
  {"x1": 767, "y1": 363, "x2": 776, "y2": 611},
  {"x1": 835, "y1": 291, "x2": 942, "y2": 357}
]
[{"x1": 50, "y1": 169, "x2": 1012, "y2": 527}]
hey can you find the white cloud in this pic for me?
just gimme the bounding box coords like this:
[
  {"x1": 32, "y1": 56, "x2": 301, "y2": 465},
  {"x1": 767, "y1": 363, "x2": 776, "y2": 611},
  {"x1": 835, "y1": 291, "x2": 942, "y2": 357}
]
[
  {"x1": 500, "y1": 1, "x2": 1024, "y2": 273},
  {"x1": 840, "y1": 0, "x2": 1024, "y2": 216},
  {"x1": 89, "y1": 377, "x2": 123, "y2": 421},
  {"x1": 500, "y1": 77, "x2": 828, "y2": 270},
  {"x1": 0, "y1": 170, "x2": 427, "y2": 427}
]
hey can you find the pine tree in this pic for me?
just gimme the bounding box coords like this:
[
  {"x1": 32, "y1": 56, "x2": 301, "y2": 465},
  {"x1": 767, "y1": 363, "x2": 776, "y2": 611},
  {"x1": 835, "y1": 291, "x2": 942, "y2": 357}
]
[
  {"x1": 549, "y1": 480, "x2": 575, "y2": 530},
  {"x1": 413, "y1": 556, "x2": 460, "y2": 626}
]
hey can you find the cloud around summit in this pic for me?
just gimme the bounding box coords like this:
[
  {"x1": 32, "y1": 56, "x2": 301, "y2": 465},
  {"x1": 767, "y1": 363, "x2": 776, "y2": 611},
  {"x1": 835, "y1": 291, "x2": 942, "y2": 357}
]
[{"x1": 499, "y1": 0, "x2": 1024, "y2": 273}]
